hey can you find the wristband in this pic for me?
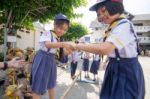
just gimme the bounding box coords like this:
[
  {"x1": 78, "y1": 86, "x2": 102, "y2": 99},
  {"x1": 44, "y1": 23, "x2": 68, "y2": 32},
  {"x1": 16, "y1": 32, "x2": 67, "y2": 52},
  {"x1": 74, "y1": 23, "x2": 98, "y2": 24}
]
[{"x1": 3, "y1": 61, "x2": 8, "y2": 70}]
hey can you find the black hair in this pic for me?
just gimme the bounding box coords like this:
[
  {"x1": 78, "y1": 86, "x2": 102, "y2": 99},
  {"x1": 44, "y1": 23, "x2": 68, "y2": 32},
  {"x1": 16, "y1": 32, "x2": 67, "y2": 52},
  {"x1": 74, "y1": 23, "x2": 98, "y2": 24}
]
[
  {"x1": 75, "y1": 40, "x2": 79, "y2": 44},
  {"x1": 54, "y1": 19, "x2": 70, "y2": 27},
  {"x1": 96, "y1": 1, "x2": 124, "y2": 16}
]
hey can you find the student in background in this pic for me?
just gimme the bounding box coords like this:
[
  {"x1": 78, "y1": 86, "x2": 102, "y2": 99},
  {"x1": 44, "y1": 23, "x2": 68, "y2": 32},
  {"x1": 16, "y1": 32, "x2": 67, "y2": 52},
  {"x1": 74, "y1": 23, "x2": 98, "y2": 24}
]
[
  {"x1": 90, "y1": 54, "x2": 100, "y2": 81},
  {"x1": 70, "y1": 41, "x2": 80, "y2": 79},
  {"x1": 82, "y1": 52, "x2": 90, "y2": 78}
]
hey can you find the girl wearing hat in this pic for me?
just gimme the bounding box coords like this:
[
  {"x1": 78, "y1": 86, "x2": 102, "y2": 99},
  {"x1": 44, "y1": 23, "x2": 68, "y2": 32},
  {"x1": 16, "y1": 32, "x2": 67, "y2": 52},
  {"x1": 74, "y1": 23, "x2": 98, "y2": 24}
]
[
  {"x1": 70, "y1": 0, "x2": 145, "y2": 99},
  {"x1": 30, "y1": 13, "x2": 72, "y2": 99}
]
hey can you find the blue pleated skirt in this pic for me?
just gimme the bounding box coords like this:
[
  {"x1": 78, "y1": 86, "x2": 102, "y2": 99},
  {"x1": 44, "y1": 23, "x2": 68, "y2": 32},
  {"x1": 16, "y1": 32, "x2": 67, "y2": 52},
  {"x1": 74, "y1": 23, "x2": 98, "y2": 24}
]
[
  {"x1": 30, "y1": 50, "x2": 56, "y2": 94},
  {"x1": 100, "y1": 57, "x2": 145, "y2": 99},
  {"x1": 82, "y1": 59, "x2": 89, "y2": 71},
  {"x1": 60, "y1": 56, "x2": 68, "y2": 63},
  {"x1": 90, "y1": 60, "x2": 100, "y2": 74}
]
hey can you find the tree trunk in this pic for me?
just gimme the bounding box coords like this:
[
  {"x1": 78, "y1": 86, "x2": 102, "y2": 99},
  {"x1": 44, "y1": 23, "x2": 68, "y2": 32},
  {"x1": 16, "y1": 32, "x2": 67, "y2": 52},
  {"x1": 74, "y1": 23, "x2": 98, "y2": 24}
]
[{"x1": 4, "y1": 10, "x2": 13, "y2": 61}]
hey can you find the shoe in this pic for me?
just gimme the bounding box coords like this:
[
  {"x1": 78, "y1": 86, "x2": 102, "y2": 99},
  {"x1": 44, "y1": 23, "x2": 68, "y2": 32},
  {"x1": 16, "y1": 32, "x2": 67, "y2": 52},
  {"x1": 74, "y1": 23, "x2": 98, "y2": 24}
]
[
  {"x1": 73, "y1": 75, "x2": 76, "y2": 79},
  {"x1": 93, "y1": 79, "x2": 96, "y2": 81},
  {"x1": 71, "y1": 75, "x2": 76, "y2": 80},
  {"x1": 87, "y1": 75, "x2": 89, "y2": 78}
]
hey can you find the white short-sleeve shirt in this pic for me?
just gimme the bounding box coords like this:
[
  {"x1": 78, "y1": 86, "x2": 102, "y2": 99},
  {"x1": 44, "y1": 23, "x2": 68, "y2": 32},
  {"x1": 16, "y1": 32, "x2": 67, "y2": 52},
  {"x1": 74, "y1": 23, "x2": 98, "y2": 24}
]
[
  {"x1": 39, "y1": 31, "x2": 58, "y2": 54},
  {"x1": 71, "y1": 51, "x2": 80, "y2": 62},
  {"x1": 93, "y1": 54, "x2": 100, "y2": 61},
  {"x1": 106, "y1": 19, "x2": 138, "y2": 58}
]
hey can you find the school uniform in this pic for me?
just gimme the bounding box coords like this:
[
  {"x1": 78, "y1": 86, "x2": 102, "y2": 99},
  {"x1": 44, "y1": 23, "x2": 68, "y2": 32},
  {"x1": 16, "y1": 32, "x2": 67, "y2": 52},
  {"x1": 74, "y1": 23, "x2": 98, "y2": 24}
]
[
  {"x1": 30, "y1": 31, "x2": 58, "y2": 94},
  {"x1": 82, "y1": 52, "x2": 90, "y2": 71},
  {"x1": 100, "y1": 17, "x2": 145, "y2": 99},
  {"x1": 60, "y1": 55, "x2": 68, "y2": 64},
  {"x1": 70, "y1": 51, "x2": 80, "y2": 77},
  {"x1": 90, "y1": 54, "x2": 100, "y2": 75}
]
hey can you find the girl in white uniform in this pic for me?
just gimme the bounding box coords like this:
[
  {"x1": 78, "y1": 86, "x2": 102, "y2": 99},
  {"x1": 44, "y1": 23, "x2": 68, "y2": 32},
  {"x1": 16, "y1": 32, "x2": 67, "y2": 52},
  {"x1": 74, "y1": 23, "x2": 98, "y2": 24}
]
[
  {"x1": 70, "y1": 0, "x2": 145, "y2": 99},
  {"x1": 30, "y1": 13, "x2": 72, "y2": 99}
]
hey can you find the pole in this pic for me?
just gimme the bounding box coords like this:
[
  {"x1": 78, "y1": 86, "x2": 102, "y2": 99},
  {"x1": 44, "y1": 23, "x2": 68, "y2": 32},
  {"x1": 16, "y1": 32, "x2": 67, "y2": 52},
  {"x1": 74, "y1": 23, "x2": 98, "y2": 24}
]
[{"x1": 4, "y1": 10, "x2": 12, "y2": 61}]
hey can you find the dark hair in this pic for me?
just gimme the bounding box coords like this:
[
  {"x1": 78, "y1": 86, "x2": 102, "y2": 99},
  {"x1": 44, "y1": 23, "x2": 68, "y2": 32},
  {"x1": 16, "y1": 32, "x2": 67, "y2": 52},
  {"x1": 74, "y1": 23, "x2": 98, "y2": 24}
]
[
  {"x1": 96, "y1": 1, "x2": 124, "y2": 15},
  {"x1": 54, "y1": 19, "x2": 70, "y2": 27},
  {"x1": 75, "y1": 40, "x2": 79, "y2": 44}
]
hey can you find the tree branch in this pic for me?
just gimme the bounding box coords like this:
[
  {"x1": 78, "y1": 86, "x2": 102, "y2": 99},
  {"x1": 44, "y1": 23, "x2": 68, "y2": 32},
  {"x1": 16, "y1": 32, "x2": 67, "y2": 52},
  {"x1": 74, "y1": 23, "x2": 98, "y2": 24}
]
[
  {"x1": 19, "y1": 10, "x2": 30, "y2": 26},
  {"x1": 30, "y1": 6, "x2": 51, "y2": 11},
  {"x1": 5, "y1": 10, "x2": 13, "y2": 27}
]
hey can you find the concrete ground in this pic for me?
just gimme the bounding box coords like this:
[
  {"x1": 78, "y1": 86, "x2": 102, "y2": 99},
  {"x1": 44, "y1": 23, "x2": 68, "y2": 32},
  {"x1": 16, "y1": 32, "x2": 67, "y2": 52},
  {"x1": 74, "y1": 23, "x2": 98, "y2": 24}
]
[{"x1": 0, "y1": 57, "x2": 149, "y2": 99}]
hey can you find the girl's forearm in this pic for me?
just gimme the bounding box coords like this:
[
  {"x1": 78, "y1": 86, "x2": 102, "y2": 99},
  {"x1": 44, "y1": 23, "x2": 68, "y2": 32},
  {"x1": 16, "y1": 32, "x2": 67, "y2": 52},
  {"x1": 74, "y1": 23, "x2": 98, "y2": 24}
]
[
  {"x1": 76, "y1": 42, "x2": 115, "y2": 55},
  {"x1": 45, "y1": 41, "x2": 63, "y2": 48}
]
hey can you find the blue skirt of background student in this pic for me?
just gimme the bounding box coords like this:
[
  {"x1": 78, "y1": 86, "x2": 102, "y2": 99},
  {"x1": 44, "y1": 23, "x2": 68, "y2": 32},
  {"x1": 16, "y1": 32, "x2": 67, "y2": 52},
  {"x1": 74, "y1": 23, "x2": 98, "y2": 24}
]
[
  {"x1": 60, "y1": 55, "x2": 68, "y2": 63},
  {"x1": 83, "y1": 59, "x2": 89, "y2": 71},
  {"x1": 90, "y1": 59, "x2": 100, "y2": 74}
]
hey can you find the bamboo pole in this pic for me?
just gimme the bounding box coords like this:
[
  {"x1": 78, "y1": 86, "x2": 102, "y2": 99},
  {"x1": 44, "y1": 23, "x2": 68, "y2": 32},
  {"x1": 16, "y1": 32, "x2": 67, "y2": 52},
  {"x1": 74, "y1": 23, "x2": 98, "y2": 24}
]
[{"x1": 60, "y1": 71, "x2": 81, "y2": 99}]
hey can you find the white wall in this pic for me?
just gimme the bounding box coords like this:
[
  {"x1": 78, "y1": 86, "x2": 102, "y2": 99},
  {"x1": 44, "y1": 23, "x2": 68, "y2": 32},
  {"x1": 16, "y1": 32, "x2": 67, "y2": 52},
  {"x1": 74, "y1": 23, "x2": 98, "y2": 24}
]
[
  {"x1": 16, "y1": 27, "x2": 43, "y2": 51},
  {"x1": 16, "y1": 30, "x2": 35, "y2": 50}
]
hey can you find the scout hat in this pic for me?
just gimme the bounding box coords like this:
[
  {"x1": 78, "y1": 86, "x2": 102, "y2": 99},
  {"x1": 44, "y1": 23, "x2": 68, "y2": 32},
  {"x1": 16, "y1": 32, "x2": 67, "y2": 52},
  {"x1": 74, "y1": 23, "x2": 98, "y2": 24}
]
[
  {"x1": 54, "y1": 13, "x2": 70, "y2": 23},
  {"x1": 89, "y1": 0, "x2": 123, "y2": 11}
]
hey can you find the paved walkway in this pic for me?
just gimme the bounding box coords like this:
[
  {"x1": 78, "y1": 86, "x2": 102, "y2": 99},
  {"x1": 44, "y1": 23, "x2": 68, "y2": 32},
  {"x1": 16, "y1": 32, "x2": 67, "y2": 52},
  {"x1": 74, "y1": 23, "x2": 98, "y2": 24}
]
[{"x1": 41, "y1": 59, "x2": 102, "y2": 99}]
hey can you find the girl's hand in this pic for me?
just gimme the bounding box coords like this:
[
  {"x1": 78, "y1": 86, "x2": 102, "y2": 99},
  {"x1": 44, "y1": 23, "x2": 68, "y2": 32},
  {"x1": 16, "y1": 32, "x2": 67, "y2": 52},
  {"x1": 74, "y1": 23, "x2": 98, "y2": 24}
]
[
  {"x1": 64, "y1": 48, "x2": 73, "y2": 55},
  {"x1": 62, "y1": 42, "x2": 76, "y2": 51},
  {"x1": 69, "y1": 42, "x2": 77, "y2": 51}
]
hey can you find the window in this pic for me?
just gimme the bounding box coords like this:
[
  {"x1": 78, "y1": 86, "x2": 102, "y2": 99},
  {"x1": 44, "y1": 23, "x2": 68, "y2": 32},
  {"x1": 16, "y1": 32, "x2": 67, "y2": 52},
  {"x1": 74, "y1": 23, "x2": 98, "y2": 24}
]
[{"x1": 133, "y1": 23, "x2": 143, "y2": 26}]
